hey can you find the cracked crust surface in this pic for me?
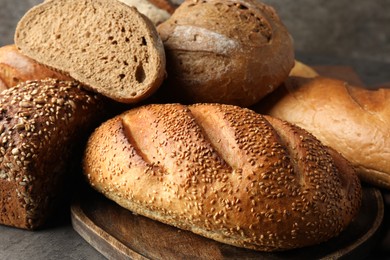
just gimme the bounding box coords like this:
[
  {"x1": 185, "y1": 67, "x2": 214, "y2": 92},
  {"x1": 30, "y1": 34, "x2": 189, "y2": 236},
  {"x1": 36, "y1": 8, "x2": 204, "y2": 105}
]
[{"x1": 255, "y1": 76, "x2": 390, "y2": 189}]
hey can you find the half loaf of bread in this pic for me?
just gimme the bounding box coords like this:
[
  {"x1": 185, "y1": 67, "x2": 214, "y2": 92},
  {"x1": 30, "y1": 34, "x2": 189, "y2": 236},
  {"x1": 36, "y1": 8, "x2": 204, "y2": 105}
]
[
  {"x1": 0, "y1": 79, "x2": 107, "y2": 229},
  {"x1": 83, "y1": 103, "x2": 361, "y2": 251},
  {"x1": 15, "y1": 0, "x2": 166, "y2": 104},
  {"x1": 254, "y1": 76, "x2": 390, "y2": 189}
]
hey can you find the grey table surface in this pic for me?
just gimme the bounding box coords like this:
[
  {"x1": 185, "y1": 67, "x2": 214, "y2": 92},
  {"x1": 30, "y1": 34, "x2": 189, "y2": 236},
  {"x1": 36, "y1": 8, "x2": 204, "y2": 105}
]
[{"x1": 1, "y1": 0, "x2": 390, "y2": 259}]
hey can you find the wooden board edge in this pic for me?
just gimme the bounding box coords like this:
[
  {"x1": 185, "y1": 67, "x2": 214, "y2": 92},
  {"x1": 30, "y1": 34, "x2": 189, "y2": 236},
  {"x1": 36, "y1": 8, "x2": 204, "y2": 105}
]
[
  {"x1": 325, "y1": 187, "x2": 385, "y2": 259},
  {"x1": 71, "y1": 201, "x2": 148, "y2": 260}
]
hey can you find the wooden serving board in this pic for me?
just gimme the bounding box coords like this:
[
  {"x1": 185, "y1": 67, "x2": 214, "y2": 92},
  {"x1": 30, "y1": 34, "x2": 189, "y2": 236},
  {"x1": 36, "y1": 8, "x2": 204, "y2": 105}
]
[
  {"x1": 71, "y1": 66, "x2": 384, "y2": 259},
  {"x1": 71, "y1": 185, "x2": 383, "y2": 260}
]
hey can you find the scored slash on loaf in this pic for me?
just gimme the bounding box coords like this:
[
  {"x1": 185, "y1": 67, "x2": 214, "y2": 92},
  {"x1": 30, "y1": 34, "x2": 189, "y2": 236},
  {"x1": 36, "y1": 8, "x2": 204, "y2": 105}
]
[
  {"x1": 83, "y1": 103, "x2": 361, "y2": 251},
  {"x1": 14, "y1": 0, "x2": 166, "y2": 104}
]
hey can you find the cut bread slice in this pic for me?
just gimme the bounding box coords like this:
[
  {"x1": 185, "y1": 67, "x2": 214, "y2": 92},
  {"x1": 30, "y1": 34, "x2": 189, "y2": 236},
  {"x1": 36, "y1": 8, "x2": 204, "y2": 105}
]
[{"x1": 15, "y1": 0, "x2": 166, "y2": 103}]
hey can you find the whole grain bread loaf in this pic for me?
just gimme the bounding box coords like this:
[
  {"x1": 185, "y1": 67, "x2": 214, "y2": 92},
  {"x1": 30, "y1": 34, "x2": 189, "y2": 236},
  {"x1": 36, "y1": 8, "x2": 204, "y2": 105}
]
[
  {"x1": 0, "y1": 45, "x2": 71, "y2": 90},
  {"x1": 254, "y1": 76, "x2": 390, "y2": 189},
  {"x1": 15, "y1": 0, "x2": 166, "y2": 104},
  {"x1": 157, "y1": 0, "x2": 294, "y2": 107},
  {"x1": 0, "y1": 79, "x2": 107, "y2": 229},
  {"x1": 83, "y1": 103, "x2": 361, "y2": 251}
]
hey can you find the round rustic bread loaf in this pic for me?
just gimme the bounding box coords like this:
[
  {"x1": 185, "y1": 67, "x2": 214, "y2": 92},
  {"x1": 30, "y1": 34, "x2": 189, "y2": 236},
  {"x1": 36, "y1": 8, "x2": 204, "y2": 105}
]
[
  {"x1": 83, "y1": 103, "x2": 362, "y2": 251},
  {"x1": 157, "y1": 0, "x2": 294, "y2": 107}
]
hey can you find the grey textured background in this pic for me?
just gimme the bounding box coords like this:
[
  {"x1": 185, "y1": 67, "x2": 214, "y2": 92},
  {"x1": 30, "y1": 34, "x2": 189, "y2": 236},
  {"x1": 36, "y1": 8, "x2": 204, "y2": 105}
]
[
  {"x1": 1, "y1": 0, "x2": 389, "y2": 63},
  {"x1": 1, "y1": 0, "x2": 389, "y2": 86}
]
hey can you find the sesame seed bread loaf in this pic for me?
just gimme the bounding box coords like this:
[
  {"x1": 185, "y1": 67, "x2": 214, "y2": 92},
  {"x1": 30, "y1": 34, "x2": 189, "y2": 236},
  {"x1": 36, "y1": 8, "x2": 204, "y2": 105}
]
[
  {"x1": 0, "y1": 45, "x2": 72, "y2": 89},
  {"x1": 14, "y1": 0, "x2": 166, "y2": 104},
  {"x1": 83, "y1": 103, "x2": 362, "y2": 251},
  {"x1": 254, "y1": 76, "x2": 390, "y2": 189},
  {"x1": 156, "y1": 0, "x2": 294, "y2": 107},
  {"x1": 0, "y1": 79, "x2": 107, "y2": 229},
  {"x1": 119, "y1": 0, "x2": 177, "y2": 25}
]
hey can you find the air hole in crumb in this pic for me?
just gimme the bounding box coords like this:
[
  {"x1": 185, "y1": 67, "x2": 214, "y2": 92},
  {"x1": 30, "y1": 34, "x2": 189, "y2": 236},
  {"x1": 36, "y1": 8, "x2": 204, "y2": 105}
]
[
  {"x1": 130, "y1": 91, "x2": 137, "y2": 97},
  {"x1": 193, "y1": 34, "x2": 199, "y2": 41},
  {"x1": 125, "y1": 37, "x2": 130, "y2": 42},
  {"x1": 236, "y1": 4, "x2": 248, "y2": 9},
  {"x1": 121, "y1": 27, "x2": 126, "y2": 33},
  {"x1": 124, "y1": 61, "x2": 128, "y2": 66},
  {"x1": 108, "y1": 36, "x2": 114, "y2": 41},
  {"x1": 85, "y1": 31, "x2": 91, "y2": 38},
  {"x1": 134, "y1": 56, "x2": 138, "y2": 62},
  {"x1": 55, "y1": 34, "x2": 61, "y2": 39},
  {"x1": 141, "y1": 37, "x2": 147, "y2": 46},
  {"x1": 135, "y1": 64, "x2": 146, "y2": 83},
  {"x1": 112, "y1": 40, "x2": 118, "y2": 45},
  {"x1": 81, "y1": 48, "x2": 86, "y2": 52},
  {"x1": 119, "y1": 74, "x2": 126, "y2": 80}
]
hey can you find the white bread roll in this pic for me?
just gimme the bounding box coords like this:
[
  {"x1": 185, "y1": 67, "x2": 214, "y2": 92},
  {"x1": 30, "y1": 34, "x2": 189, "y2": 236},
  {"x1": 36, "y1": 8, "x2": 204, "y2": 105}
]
[
  {"x1": 119, "y1": 0, "x2": 177, "y2": 25},
  {"x1": 255, "y1": 76, "x2": 390, "y2": 189},
  {"x1": 83, "y1": 103, "x2": 361, "y2": 251}
]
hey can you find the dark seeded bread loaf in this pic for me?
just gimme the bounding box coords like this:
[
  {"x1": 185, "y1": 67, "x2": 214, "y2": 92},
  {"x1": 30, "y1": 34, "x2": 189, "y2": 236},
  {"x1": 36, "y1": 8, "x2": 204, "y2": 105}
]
[
  {"x1": 15, "y1": 0, "x2": 166, "y2": 104},
  {"x1": 0, "y1": 79, "x2": 107, "y2": 229},
  {"x1": 157, "y1": 0, "x2": 294, "y2": 107},
  {"x1": 83, "y1": 103, "x2": 361, "y2": 251},
  {"x1": 0, "y1": 45, "x2": 72, "y2": 89}
]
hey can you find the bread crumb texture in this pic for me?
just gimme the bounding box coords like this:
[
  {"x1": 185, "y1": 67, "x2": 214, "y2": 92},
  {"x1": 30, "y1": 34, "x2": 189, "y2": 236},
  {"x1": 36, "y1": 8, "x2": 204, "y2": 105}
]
[
  {"x1": 83, "y1": 103, "x2": 362, "y2": 251},
  {"x1": 15, "y1": 0, "x2": 166, "y2": 103}
]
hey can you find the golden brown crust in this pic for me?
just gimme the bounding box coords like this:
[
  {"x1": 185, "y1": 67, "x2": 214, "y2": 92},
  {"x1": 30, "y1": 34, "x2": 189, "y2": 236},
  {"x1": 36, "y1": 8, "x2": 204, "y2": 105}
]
[
  {"x1": 157, "y1": 0, "x2": 294, "y2": 107},
  {"x1": 289, "y1": 60, "x2": 319, "y2": 78},
  {"x1": 83, "y1": 103, "x2": 361, "y2": 251},
  {"x1": 0, "y1": 45, "x2": 71, "y2": 89},
  {"x1": 0, "y1": 79, "x2": 107, "y2": 229},
  {"x1": 254, "y1": 76, "x2": 390, "y2": 189}
]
